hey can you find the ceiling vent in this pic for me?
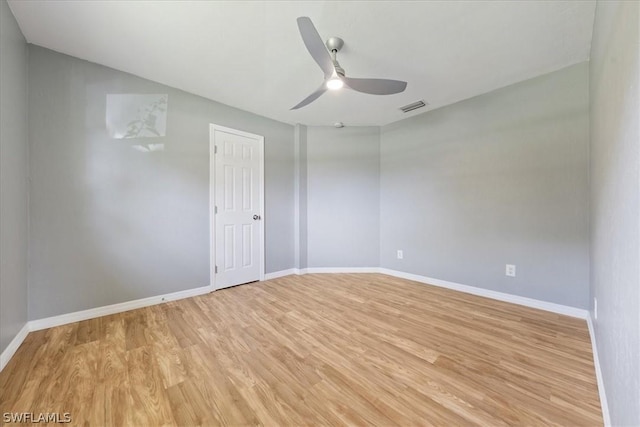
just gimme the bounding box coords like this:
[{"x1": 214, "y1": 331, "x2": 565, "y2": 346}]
[{"x1": 400, "y1": 100, "x2": 427, "y2": 113}]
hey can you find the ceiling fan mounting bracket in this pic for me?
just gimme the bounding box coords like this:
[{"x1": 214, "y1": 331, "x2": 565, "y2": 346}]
[
  {"x1": 325, "y1": 37, "x2": 344, "y2": 53},
  {"x1": 326, "y1": 37, "x2": 345, "y2": 75}
]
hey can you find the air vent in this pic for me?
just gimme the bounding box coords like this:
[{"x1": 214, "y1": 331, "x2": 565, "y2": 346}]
[{"x1": 400, "y1": 100, "x2": 427, "y2": 113}]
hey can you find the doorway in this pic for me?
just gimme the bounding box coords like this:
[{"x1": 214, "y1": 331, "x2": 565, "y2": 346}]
[{"x1": 210, "y1": 124, "x2": 265, "y2": 290}]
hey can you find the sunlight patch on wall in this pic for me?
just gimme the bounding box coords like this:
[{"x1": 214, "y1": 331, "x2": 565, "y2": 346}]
[
  {"x1": 106, "y1": 94, "x2": 168, "y2": 139},
  {"x1": 131, "y1": 143, "x2": 165, "y2": 152}
]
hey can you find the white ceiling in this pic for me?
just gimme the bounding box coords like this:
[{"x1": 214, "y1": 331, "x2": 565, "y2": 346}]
[{"x1": 8, "y1": 1, "x2": 596, "y2": 126}]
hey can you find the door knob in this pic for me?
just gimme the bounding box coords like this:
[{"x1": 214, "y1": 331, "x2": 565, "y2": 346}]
[{"x1": 253, "y1": 214, "x2": 261, "y2": 220}]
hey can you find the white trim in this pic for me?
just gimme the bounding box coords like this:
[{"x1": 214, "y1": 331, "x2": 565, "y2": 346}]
[
  {"x1": 264, "y1": 268, "x2": 300, "y2": 280},
  {"x1": 587, "y1": 314, "x2": 611, "y2": 426},
  {"x1": 263, "y1": 267, "x2": 381, "y2": 279},
  {"x1": 0, "y1": 322, "x2": 30, "y2": 372},
  {"x1": 209, "y1": 124, "x2": 265, "y2": 291},
  {"x1": 258, "y1": 135, "x2": 265, "y2": 283},
  {"x1": 379, "y1": 268, "x2": 589, "y2": 319},
  {"x1": 29, "y1": 285, "x2": 211, "y2": 332},
  {"x1": 301, "y1": 267, "x2": 380, "y2": 274}
]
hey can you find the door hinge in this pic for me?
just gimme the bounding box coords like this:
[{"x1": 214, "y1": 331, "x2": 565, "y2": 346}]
[
  {"x1": 214, "y1": 205, "x2": 218, "y2": 214},
  {"x1": 214, "y1": 145, "x2": 218, "y2": 154},
  {"x1": 215, "y1": 265, "x2": 218, "y2": 274}
]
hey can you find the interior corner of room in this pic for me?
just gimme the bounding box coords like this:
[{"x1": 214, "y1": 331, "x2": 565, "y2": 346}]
[{"x1": 0, "y1": 0, "x2": 638, "y2": 426}]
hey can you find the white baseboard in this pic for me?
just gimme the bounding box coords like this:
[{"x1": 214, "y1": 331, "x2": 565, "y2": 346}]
[
  {"x1": 302, "y1": 267, "x2": 380, "y2": 274},
  {"x1": 264, "y1": 268, "x2": 300, "y2": 280},
  {"x1": 265, "y1": 267, "x2": 379, "y2": 279},
  {"x1": 587, "y1": 314, "x2": 611, "y2": 426},
  {"x1": 0, "y1": 322, "x2": 30, "y2": 372},
  {"x1": 30, "y1": 285, "x2": 212, "y2": 331},
  {"x1": 379, "y1": 268, "x2": 589, "y2": 319}
]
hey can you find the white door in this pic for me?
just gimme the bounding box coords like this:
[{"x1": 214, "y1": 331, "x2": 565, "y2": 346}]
[{"x1": 210, "y1": 125, "x2": 264, "y2": 290}]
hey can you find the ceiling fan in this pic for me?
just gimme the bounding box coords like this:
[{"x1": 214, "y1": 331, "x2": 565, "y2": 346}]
[{"x1": 291, "y1": 17, "x2": 408, "y2": 110}]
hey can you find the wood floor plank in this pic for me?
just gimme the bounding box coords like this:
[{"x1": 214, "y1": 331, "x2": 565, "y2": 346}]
[{"x1": 0, "y1": 273, "x2": 603, "y2": 426}]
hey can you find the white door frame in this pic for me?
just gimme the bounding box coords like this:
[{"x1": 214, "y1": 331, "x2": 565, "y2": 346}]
[{"x1": 209, "y1": 123, "x2": 265, "y2": 291}]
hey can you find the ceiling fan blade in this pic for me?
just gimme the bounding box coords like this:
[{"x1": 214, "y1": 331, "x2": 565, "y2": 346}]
[
  {"x1": 343, "y1": 77, "x2": 407, "y2": 95},
  {"x1": 290, "y1": 84, "x2": 328, "y2": 110},
  {"x1": 297, "y1": 17, "x2": 335, "y2": 78}
]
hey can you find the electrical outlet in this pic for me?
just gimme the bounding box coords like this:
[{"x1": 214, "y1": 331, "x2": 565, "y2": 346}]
[
  {"x1": 506, "y1": 264, "x2": 516, "y2": 277},
  {"x1": 594, "y1": 298, "x2": 598, "y2": 320},
  {"x1": 397, "y1": 250, "x2": 403, "y2": 260}
]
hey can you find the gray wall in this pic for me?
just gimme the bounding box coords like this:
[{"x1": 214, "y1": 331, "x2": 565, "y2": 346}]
[
  {"x1": 293, "y1": 124, "x2": 308, "y2": 269},
  {"x1": 28, "y1": 46, "x2": 295, "y2": 319},
  {"x1": 589, "y1": 2, "x2": 640, "y2": 425},
  {"x1": 0, "y1": 0, "x2": 29, "y2": 354},
  {"x1": 380, "y1": 63, "x2": 590, "y2": 308},
  {"x1": 306, "y1": 126, "x2": 380, "y2": 268}
]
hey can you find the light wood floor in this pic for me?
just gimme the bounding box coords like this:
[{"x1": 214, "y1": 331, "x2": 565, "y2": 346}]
[{"x1": 0, "y1": 274, "x2": 602, "y2": 426}]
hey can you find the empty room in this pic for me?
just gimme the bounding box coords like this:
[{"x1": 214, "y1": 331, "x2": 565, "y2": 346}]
[{"x1": 0, "y1": 0, "x2": 638, "y2": 426}]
